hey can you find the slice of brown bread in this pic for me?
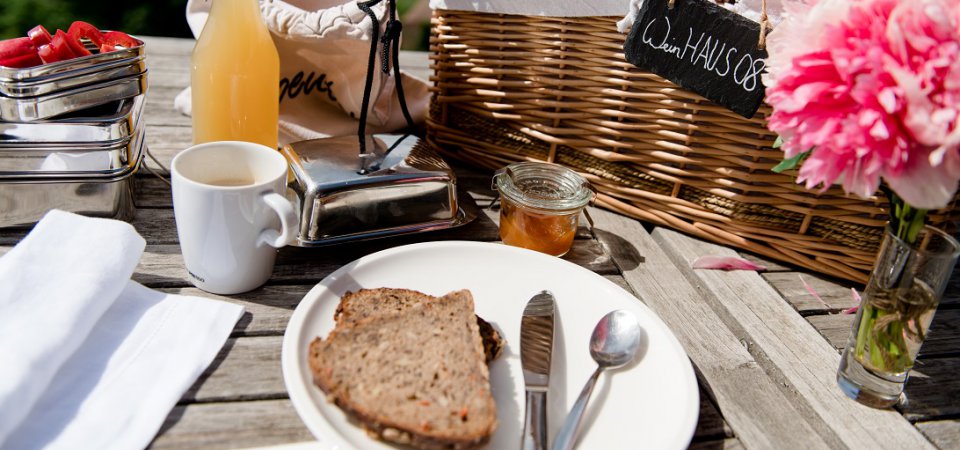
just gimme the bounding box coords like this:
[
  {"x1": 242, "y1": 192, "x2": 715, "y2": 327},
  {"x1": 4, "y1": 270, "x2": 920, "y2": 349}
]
[
  {"x1": 335, "y1": 288, "x2": 504, "y2": 363},
  {"x1": 310, "y1": 289, "x2": 497, "y2": 450}
]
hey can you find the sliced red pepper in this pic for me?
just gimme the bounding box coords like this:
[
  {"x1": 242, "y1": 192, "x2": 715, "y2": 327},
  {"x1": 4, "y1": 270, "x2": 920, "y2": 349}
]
[
  {"x1": 67, "y1": 21, "x2": 102, "y2": 48},
  {"x1": 99, "y1": 43, "x2": 116, "y2": 53},
  {"x1": 38, "y1": 31, "x2": 79, "y2": 64},
  {"x1": 28, "y1": 25, "x2": 53, "y2": 48},
  {"x1": 0, "y1": 51, "x2": 42, "y2": 68},
  {"x1": 62, "y1": 31, "x2": 92, "y2": 58},
  {"x1": 100, "y1": 31, "x2": 138, "y2": 49},
  {"x1": 0, "y1": 37, "x2": 37, "y2": 61}
]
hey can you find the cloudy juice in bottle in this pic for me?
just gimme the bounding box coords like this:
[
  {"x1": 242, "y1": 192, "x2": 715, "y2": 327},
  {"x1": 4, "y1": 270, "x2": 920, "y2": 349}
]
[{"x1": 191, "y1": 0, "x2": 279, "y2": 148}]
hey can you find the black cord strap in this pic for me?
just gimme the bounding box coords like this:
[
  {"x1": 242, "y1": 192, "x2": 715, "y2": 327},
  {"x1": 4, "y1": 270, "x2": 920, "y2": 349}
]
[
  {"x1": 356, "y1": 0, "x2": 415, "y2": 159},
  {"x1": 357, "y1": 0, "x2": 381, "y2": 157}
]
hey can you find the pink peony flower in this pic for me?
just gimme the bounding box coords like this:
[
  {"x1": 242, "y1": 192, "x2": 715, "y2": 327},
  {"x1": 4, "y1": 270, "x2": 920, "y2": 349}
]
[{"x1": 764, "y1": 0, "x2": 960, "y2": 209}]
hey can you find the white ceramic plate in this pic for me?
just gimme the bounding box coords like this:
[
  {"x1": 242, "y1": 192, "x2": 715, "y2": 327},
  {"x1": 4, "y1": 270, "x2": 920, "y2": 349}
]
[{"x1": 282, "y1": 241, "x2": 699, "y2": 450}]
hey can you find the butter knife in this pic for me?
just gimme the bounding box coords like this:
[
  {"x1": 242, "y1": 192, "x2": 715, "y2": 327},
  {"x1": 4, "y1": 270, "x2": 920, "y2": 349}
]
[{"x1": 520, "y1": 290, "x2": 556, "y2": 450}]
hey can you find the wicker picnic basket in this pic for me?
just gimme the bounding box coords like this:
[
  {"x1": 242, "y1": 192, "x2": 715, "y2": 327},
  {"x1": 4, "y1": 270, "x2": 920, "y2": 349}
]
[{"x1": 424, "y1": 9, "x2": 960, "y2": 284}]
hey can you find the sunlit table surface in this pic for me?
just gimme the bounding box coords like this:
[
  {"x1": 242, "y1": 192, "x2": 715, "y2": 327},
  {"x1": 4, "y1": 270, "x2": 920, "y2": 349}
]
[{"x1": 2, "y1": 36, "x2": 957, "y2": 450}]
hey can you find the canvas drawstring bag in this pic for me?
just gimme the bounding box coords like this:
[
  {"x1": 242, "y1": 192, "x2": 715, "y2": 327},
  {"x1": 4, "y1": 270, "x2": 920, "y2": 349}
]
[{"x1": 178, "y1": 0, "x2": 430, "y2": 146}]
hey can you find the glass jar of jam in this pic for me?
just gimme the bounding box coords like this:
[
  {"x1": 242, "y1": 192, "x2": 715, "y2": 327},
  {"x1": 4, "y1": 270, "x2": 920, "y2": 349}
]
[{"x1": 492, "y1": 162, "x2": 594, "y2": 257}]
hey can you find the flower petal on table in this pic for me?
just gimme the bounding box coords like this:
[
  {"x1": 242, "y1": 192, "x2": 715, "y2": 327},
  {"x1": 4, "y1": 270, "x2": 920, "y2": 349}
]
[
  {"x1": 691, "y1": 256, "x2": 766, "y2": 271},
  {"x1": 799, "y1": 274, "x2": 830, "y2": 309},
  {"x1": 843, "y1": 288, "x2": 861, "y2": 314}
]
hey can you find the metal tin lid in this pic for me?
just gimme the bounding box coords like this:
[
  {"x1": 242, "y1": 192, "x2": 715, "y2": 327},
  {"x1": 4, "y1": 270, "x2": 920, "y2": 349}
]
[
  {"x1": 0, "y1": 119, "x2": 145, "y2": 179},
  {"x1": 0, "y1": 94, "x2": 144, "y2": 145},
  {"x1": 0, "y1": 58, "x2": 146, "y2": 98},
  {"x1": 0, "y1": 71, "x2": 146, "y2": 122},
  {"x1": 0, "y1": 143, "x2": 143, "y2": 185},
  {"x1": 0, "y1": 37, "x2": 144, "y2": 82},
  {"x1": 493, "y1": 161, "x2": 594, "y2": 214}
]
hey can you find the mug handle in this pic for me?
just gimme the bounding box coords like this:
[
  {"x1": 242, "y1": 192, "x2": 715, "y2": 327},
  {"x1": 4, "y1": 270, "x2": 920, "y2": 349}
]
[{"x1": 258, "y1": 192, "x2": 299, "y2": 248}]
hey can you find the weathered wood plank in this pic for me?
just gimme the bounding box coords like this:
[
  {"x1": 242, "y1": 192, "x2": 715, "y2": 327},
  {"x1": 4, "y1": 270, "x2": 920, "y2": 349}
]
[
  {"x1": 943, "y1": 263, "x2": 960, "y2": 306},
  {"x1": 651, "y1": 226, "x2": 935, "y2": 449},
  {"x1": 151, "y1": 399, "x2": 313, "y2": 449},
  {"x1": 182, "y1": 344, "x2": 731, "y2": 444},
  {"x1": 807, "y1": 309, "x2": 960, "y2": 358},
  {"x1": 762, "y1": 271, "x2": 858, "y2": 314},
  {"x1": 916, "y1": 419, "x2": 960, "y2": 450},
  {"x1": 694, "y1": 387, "x2": 734, "y2": 442},
  {"x1": 141, "y1": 36, "x2": 195, "y2": 57},
  {"x1": 160, "y1": 286, "x2": 309, "y2": 336},
  {"x1": 144, "y1": 125, "x2": 192, "y2": 168},
  {"x1": 737, "y1": 251, "x2": 793, "y2": 273},
  {"x1": 154, "y1": 393, "x2": 731, "y2": 449},
  {"x1": 588, "y1": 208, "x2": 833, "y2": 450},
  {"x1": 131, "y1": 208, "x2": 178, "y2": 244},
  {"x1": 805, "y1": 313, "x2": 857, "y2": 353},
  {"x1": 132, "y1": 233, "x2": 613, "y2": 290},
  {"x1": 688, "y1": 438, "x2": 745, "y2": 450},
  {"x1": 184, "y1": 336, "x2": 285, "y2": 403},
  {"x1": 901, "y1": 357, "x2": 960, "y2": 421},
  {"x1": 145, "y1": 86, "x2": 192, "y2": 127},
  {"x1": 136, "y1": 177, "x2": 174, "y2": 208},
  {"x1": 144, "y1": 54, "x2": 191, "y2": 87}
]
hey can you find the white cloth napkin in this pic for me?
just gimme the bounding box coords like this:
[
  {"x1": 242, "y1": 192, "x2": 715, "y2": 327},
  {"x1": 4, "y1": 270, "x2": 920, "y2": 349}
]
[{"x1": 0, "y1": 210, "x2": 244, "y2": 450}]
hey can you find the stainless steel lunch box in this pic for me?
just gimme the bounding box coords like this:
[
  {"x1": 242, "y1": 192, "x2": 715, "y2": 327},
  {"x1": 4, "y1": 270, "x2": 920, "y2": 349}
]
[
  {"x1": 0, "y1": 152, "x2": 141, "y2": 228},
  {"x1": 0, "y1": 58, "x2": 146, "y2": 98},
  {"x1": 0, "y1": 37, "x2": 144, "y2": 83},
  {"x1": 0, "y1": 95, "x2": 143, "y2": 144},
  {"x1": 0, "y1": 39, "x2": 149, "y2": 227},
  {"x1": 282, "y1": 134, "x2": 476, "y2": 246},
  {"x1": 0, "y1": 38, "x2": 146, "y2": 122},
  {"x1": 0, "y1": 126, "x2": 144, "y2": 177},
  {"x1": 0, "y1": 71, "x2": 147, "y2": 121},
  {"x1": 0, "y1": 96, "x2": 145, "y2": 177}
]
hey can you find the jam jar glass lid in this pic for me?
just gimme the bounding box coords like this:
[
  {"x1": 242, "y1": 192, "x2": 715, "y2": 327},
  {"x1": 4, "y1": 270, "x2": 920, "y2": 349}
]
[{"x1": 492, "y1": 161, "x2": 594, "y2": 213}]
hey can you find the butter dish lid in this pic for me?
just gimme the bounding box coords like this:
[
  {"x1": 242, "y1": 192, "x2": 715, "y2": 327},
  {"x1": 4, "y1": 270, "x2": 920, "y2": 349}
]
[{"x1": 282, "y1": 134, "x2": 477, "y2": 246}]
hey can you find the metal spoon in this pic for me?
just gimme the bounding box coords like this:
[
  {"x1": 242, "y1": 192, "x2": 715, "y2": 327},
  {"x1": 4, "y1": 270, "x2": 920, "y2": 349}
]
[{"x1": 552, "y1": 310, "x2": 643, "y2": 450}]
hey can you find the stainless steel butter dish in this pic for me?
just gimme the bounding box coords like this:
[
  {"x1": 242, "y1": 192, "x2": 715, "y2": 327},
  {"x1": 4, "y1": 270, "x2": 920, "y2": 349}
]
[
  {"x1": 282, "y1": 134, "x2": 476, "y2": 246},
  {"x1": 0, "y1": 71, "x2": 146, "y2": 121},
  {"x1": 0, "y1": 153, "x2": 140, "y2": 228},
  {"x1": 0, "y1": 95, "x2": 143, "y2": 144}
]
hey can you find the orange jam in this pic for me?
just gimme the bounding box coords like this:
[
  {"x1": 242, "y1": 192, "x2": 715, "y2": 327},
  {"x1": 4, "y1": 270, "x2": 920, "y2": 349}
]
[
  {"x1": 492, "y1": 162, "x2": 593, "y2": 257},
  {"x1": 499, "y1": 197, "x2": 579, "y2": 256}
]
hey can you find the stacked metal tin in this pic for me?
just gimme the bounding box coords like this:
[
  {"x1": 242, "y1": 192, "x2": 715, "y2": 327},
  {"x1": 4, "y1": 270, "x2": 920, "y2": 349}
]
[{"x1": 0, "y1": 39, "x2": 147, "y2": 227}]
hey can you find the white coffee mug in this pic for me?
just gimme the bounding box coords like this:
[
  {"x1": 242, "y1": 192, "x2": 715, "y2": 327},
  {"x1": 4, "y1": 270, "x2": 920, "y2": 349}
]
[{"x1": 171, "y1": 141, "x2": 298, "y2": 294}]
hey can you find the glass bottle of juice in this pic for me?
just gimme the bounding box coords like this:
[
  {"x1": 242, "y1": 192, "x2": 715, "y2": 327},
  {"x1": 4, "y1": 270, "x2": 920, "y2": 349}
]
[{"x1": 191, "y1": 0, "x2": 279, "y2": 148}]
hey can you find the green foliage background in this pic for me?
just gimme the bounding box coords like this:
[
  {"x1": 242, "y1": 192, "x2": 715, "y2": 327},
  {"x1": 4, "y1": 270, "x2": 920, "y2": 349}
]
[
  {"x1": 0, "y1": 0, "x2": 194, "y2": 39},
  {"x1": 0, "y1": 0, "x2": 426, "y2": 47}
]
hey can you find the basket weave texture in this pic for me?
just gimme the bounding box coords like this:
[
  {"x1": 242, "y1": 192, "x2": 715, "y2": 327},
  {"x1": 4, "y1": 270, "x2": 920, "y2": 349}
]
[{"x1": 425, "y1": 10, "x2": 960, "y2": 283}]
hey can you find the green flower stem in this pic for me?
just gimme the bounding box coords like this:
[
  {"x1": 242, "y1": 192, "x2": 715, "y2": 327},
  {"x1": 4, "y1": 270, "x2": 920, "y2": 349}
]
[
  {"x1": 852, "y1": 192, "x2": 932, "y2": 375},
  {"x1": 889, "y1": 193, "x2": 927, "y2": 244}
]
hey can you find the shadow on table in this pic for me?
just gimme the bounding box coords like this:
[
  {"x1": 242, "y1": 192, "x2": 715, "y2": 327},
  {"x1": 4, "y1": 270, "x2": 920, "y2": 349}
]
[
  {"x1": 154, "y1": 338, "x2": 240, "y2": 439},
  {"x1": 900, "y1": 354, "x2": 960, "y2": 420},
  {"x1": 591, "y1": 228, "x2": 645, "y2": 271}
]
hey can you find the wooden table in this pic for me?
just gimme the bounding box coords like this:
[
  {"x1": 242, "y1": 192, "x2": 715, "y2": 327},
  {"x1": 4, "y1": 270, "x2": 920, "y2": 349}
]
[{"x1": 5, "y1": 36, "x2": 957, "y2": 450}]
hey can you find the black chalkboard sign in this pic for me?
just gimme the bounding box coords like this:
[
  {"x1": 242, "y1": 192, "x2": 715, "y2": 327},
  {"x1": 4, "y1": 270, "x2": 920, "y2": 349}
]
[{"x1": 624, "y1": 0, "x2": 767, "y2": 118}]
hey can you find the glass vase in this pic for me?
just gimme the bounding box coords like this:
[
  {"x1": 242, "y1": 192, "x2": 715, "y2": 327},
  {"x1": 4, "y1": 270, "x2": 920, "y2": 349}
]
[{"x1": 837, "y1": 225, "x2": 959, "y2": 408}]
